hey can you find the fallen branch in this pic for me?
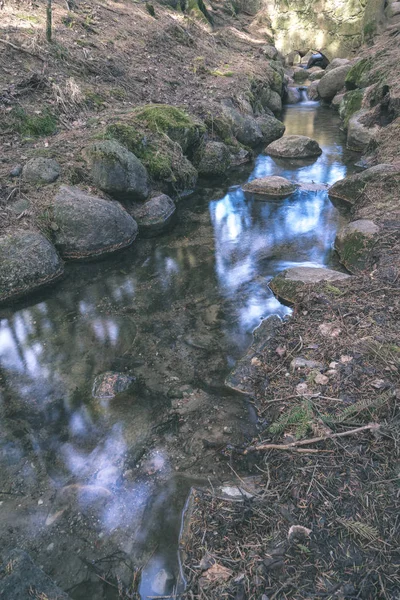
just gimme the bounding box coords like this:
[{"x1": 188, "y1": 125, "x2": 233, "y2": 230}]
[
  {"x1": 244, "y1": 423, "x2": 380, "y2": 454},
  {"x1": 0, "y1": 39, "x2": 45, "y2": 61}
]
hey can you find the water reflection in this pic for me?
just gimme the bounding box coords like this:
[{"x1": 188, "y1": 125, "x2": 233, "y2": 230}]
[{"x1": 0, "y1": 102, "x2": 356, "y2": 598}]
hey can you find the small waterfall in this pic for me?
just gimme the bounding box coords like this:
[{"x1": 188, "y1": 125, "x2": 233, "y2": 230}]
[{"x1": 300, "y1": 88, "x2": 308, "y2": 102}]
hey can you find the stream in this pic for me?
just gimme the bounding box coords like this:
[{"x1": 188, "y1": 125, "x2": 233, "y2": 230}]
[{"x1": 0, "y1": 97, "x2": 358, "y2": 598}]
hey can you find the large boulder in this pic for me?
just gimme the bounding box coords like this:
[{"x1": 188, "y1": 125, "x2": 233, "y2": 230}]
[
  {"x1": 346, "y1": 109, "x2": 379, "y2": 152},
  {"x1": 292, "y1": 68, "x2": 309, "y2": 83},
  {"x1": 22, "y1": 157, "x2": 60, "y2": 184},
  {"x1": 83, "y1": 140, "x2": 149, "y2": 201},
  {"x1": 325, "y1": 58, "x2": 351, "y2": 72},
  {"x1": 0, "y1": 230, "x2": 63, "y2": 304},
  {"x1": 242, "y1": 176, "x2": 297, "y2": 197},
  {"x1": 335, "y1": 219, "x2": 380, "y2": 272},
  {"x1": 265, "y1": 135, "x2": 322, "y2": 158},
  {"x1": 0, "y1": 549, "x2": 71, "y2": 600},
  {"x1": 309, "y1": 69, "x2": 325, "y2": 81},
  {"x1": 285, "y1": 87, "x2": 301, "y2": 104},
  {"x1": 194, "y1": 141, "x2": 232, "y2": 176},
  {"x1": 256, "y1": 114, "x2": 285, "y2": 145},
  {"x1": 307, "y1": 81, "x2": 320, "y2": 101},
  {"x1": 269, "y1": 267, "x2": 351, "y2": 304},
  {"x1": 129, "y1": 193, "x2": 176, "y2": 237},
  {"x1": 317, "y1": 64, "x2": 352, "y2": 101},
  {"x1": 53, "y1": 185, "x2": 138, "y2": 259},
  {"x1": 328, "y1": 164, "x2": 399, "y2": 207},
  {"x1": 338, "y1": 90, "x2": 364, "y2": 127},
  {"x1": 221, "y1": 102, "x2": 263, "y2": 147}
]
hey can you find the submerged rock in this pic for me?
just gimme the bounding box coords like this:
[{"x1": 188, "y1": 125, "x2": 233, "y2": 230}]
[
  {"x1": 269, "y1": 267, "x2": 351, "y2": 304},
  {"x1": 265, "y1": 135, "x2": 322, "y2": 158},
  {"x1": 23, "y1": 157, "x2": 60, "y2": 184},
  {"x1": 92, "y1": 371, "x2": 135, "y2": 399},
  {"x1": 83, "y1": 140, "x2": 149, "y2": 201},
  {"x1": 335, "y1": 219, "x2": 380, "y2": 272},
  {"x1": 256, "y1": 114, "x2": 285, "y2": 145},
  {"x1": 53, "y1": 185, "x2": 138, "y2": 259},
  {"x1": 0, "y1": 230, "x2": 63, "y2": 304},
  {"x1": 129, "y1": 193, "x2": 176, "y2": 236},
  {"x1": 317, "y1": 64, "x2": 352, "y2": 101},
  {"x1": 195, "y1": 141, "x2": 232, "y2": 176},
  {"x1": 0, "y1": 549, "x2": 71, "y2": 600},
  {"x1": 243, "y1": 175, "x2": 297, "y2": 197}
]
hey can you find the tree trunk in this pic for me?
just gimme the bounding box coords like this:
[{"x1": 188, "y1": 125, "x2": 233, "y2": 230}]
[{"x1": 46, "y1": 0, "x2": 52, "y2": 42}]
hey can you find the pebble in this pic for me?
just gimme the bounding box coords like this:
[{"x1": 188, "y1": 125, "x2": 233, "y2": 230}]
[
  {"x1": 10, "y1": 165, "x2": 22, "y2": 177},
  {"x1": 38, "y1": 499, "x2": 44, "y2": 505},
  {"x1": 315, "y1": 373, "x2": 329, "y2": 385},
  {"x1": 46, "y1": 543, "x2": 55, "y2": 552}
]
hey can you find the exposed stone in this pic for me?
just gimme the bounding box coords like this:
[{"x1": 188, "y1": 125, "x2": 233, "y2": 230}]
[
  {"x1": 335, "y1": 219, "x2": 380, "y2": 272},
  {"x1": 9, "y1": 164, "x2": 22, "y2": 177},
  {"x1": 221, "y1": 101, "x2": 263, "y2": 147},
  {"x1": 265, "y1": 135, "x2": 322, "y2": 158},
  {"x1": 92, "y1": 371, "x2": 135, "y2": 399},
  {"x1": 339, "y1": 89, "x2": 364, "y2": 127},
  {"x1": 263, "y1": 45, "x2": 280, "y2": 60},
  {"x1": 22, "y1": 157, "x2": 60, "y2": 184},
  {"x1": 286, "y1": 87, "x2": 301, "y2": 104},
  {"x1": 317, "y1": 64, "x2": 352, "y2": 101},
  {"x1": 332, "y1": 92, "x2": 346, "y2": 112},
  {"x1": 0, "y1": 549, "x2": 71, "y2": 600},
  {"x1": 291, "y1": 357, "x2": 323, "y2": 370},
  {"x1": 242, "y1": 176, "x2": 297, "y2": 197},
  {"x1": 328, "y1": 164, "x2": 399, "y2": 207},
  {"x1": 83, "y1": 140, "x2": 149, "y2": 201},
  {"x1": 326, "y1": 58, "x2": 351, "y2": 72},
  {"x1": 195, "y1": 141, "x2": 232, "y2": 176},
  {"x1": 307, "y1": 81, "x2": 320, "y2": 101},
  {"x1": 0, "y1": 230, "x2": 63, "y2": 304},
  {"x1": 256, "y1": 114, "x2": 285, "y2": 145},
  {"x1": 53, "y1": 185, "x2": 138, "y2": 259},
  {"x1": 269, "y1": 267, "x2": 351, "y2": 304},
  {"x1": 129, "y1": 193, "x2": 176, "y2": 237},
  {"x1": 346, "y1": 109, "x2": 379, "y2": 152},
  {"x1": 309, "y1": 69, "x2": 325, "y2": 81},
  {"x1": 263, "y1": 88, "x2": 283, "y2": 114},
  {"x1": 292, "y1": 67, "x2": 309, "y2": 83}
]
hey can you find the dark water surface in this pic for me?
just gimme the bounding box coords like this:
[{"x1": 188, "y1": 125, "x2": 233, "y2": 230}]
[{"x1": 0, "y1": 101, "x2": 357, "y2": 598}]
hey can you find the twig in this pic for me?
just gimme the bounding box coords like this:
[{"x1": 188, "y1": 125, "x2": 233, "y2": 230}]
[
  {"x1": 0, "y1": 38, "x2": 45, "y2": 61},
  {"x1": 244, "y1": 423, "x2": 380, "y2": 453}
]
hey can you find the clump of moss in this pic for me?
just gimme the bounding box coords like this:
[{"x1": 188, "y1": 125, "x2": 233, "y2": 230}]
[
  {"x1": 345, "y1": 58, "x2": 373, "y2": 90},
  {"x1": 9, "y1": 107, "x2": 57, "y2": 137},
  {"x1": 339, "y1": 89, "x2": 364, "y2": 129}
]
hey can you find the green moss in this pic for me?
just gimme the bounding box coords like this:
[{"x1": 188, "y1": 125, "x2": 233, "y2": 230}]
[
  {"x1": 339, "y1": 90, "x2": 364, "y2": 129},
  {"x1": 109, "y1": 87, "x2": 127, "y2": 101},
  {"x1": 85, "y1": 91, "x2": 106, "y2": 110},
  {"x1": 336, "y1": 232, "x2": 375, "y2": 272},
  {"x1": 16, "y1": 13, "x2": 40, "y2": 23},
  {"x1": 210, "y1": 69, "x2": 234, "y2": 77},
  {"x1": 345, "y1": 58, "x2": 372, "y2": 90},
  {"x1": 10, "y1": 108, "x2": 57, "y2": 137},
  {"x1": 363, "y1": 21, "x2": 377, "y2": 39}
]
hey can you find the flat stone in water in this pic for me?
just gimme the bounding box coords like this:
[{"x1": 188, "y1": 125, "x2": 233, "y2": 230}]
[
  {"x1": 243, "y1": 176, "x2": 297, "y2": 197},
  {"x1": 265, "y1": 135, "x2": 322, "y2": 158},
  {"x1": 129, "y1": 194, "x2": 176, "y2": 237},
  {"x1": 270, "y1": 267, "x2": 351, "y2": 304},
  {"x1": 92, "y1": 371, "x2": 135, "y2": 399}
]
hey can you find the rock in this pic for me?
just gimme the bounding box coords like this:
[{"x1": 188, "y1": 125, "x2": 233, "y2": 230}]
[
  {"x1": 8, "y1": 197, "x2": 30, "y2": 217},
  {"x1": 256, "y1": 114, "x2": 285, "y2": 145},
  {"x1": 331, "y1": 92, "x2": 345, "y2": 112},
  {"x1": 345, "y1": 58, "x2": 372, "y2": 90},
  {"x1": 243, "y1": 176, "x2": 297, "y2": 197},
  {"x1": 286, "y1": 87, "x2": 301, "y2": 104},
  {"x1": 53, "y1": 185, "x2": 138, "y2": 259},
  {"x1": 9, "y1": 164, "x2": 22, "y2": 177},
  {"x1": 307, "y1": 81, "x2": 320, "y2": 101},
  {"x1": 129, "y1": 193, "x2": 176, "y2": 237},
  {"x1": 0, "y1": 549, "x2": 71, "y2": 600},
  {"x1": 317, "y1": 64, "x2": 352, "y2": 101},
  {"x1": 265, "y1": 135, "x2": 322, "y2": 158},
  {"x1": 195, "y1": 141, "x2": 232, "y2": 176},
  {"x1": 264, "y1": 89, "x2": 283, "y2": 114},
  {"x1": 225, "y1": 316, "x2": 281, "y2": 395},
  {"x1": 328, "y1": 164, "x2": 399, "y2": 207},
  {"x1": 325, "y1": 58, "x2": 351, "y2": 72},
  {"x1": 92, "y1": 371, "x2": 135, "y2": 399},
  {"x1": 221, "y1": 102, "x2": 263, "y2": 147},
  {"x1": 315, "y1": 373, "x2": 329, "y2": 385},
  {"x1": 151, "y1": 569, "x2": 174, "y2": 595},
  {"x1": 0, "y1": 230, "x2": 63, "y2": 304},
  {"x1": 83, "y1": 140, "x2": 149, "y2": 201},
  {"x1": 263, "y1": 45, "x2": 280, "y2": 60},
  {"x1": 292, "y1": 67, "x2": 309, "y2": 83},
  {"x1": 339, "y1": 89, "x2": 364, "y2": 127},
  {"x1": 335, "y1": 219, "x2": 380, "y2": 272},
  {"x1": 346, "y1": 109, "x2": 379, "y2": 152},
  {"x1": 269, "y1": 267, "x2": 351, "y2": 304},
  {"x1": 291, "y1": 357, "x2": 323, "y2": 370},
  {"x1": 309, "y1": 69, "x2": 325, "y2": 81},
  {"x1": 22, "y1": 157, "x2": 60, "y2": 184}
]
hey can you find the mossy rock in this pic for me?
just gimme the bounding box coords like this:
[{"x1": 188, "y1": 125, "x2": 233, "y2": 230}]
[
  {"x1": 105, "y1": 122, "x2": 197, "y2": 195},
  {"x1": 345, "y1": 58, "x2": 373, "y2": 90},
  {"x1": 335, "y1": 219, "x2": 380, "y2": 273},
  {"x1": 269, "y1": 267, "x2": 350, "y2": 304},
  {"x1": 194, "y1": 141, "x2": 232, "y2": 176},
  {"x1": 339, "y1": 89, "x2": 364, "y2": 129},
  {"x1": 328, "y1": 164, "x2": 399, "y2": 209},
  {"x1": 130, "y1": 104, "x2": 205, "y2": 155}
]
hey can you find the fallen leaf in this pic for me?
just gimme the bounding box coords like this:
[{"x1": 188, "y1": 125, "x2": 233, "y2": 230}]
[
  {"x1": 288, "y1": 525, "x2": 312, "y2": 540},
  {"x1": 318, "y1": 323, "x2": 341, "y2": 338},
  {"x1": 315, "y1": 373, "x2": 329, "y2": 385},
  {"x1": 199, "y1": 562, "x2": 233, "y2": 588}
]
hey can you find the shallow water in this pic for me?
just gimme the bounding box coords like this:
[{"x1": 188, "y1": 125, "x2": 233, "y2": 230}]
[{"x1": 0, "y1": 101, "x2": 358, "y2": 598}]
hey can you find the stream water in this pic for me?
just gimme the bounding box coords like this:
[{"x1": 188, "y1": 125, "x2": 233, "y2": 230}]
[{"x1": 0, "y1": 99, "x2": 358, "y2": 598}]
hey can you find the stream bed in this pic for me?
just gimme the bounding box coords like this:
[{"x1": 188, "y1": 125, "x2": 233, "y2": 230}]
[{"x1": 0, "y1": 99, "x2": 358, "y2": 598}]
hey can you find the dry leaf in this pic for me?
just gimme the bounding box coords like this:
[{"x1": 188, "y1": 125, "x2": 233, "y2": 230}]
[
  {"x1": 199, "y1": 562, "x2": 233, "y2": 588},
  {"x1": 288, "y1": 525, "x2": 312, "y2": 540}
]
